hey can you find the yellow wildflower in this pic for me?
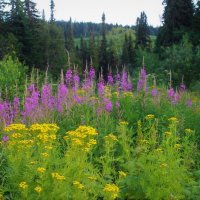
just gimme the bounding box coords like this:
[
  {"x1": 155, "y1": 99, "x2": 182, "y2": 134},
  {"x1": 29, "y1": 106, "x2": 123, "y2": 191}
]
[
  {"x1": 34, "y1": 186, "x2": 42, "y2": 193},
  {"x1": 105, "y1": 134, "x2": 118, "y2": 142},
  {"x1": 37, "y1": 167, "x2": 46, "y2": 173},
  {"x1": 71, "y1": 138, "x2": 83, "y2": 146},
  {"x1": 168, "y1": 117, "x2": 178, "y2": 123},
  {"x1": 44, "y1": 146, "x2": 53, "y2": 150},
  {"x1": 4, "y1": 124, "x2": 27, "y2": 132},
  {"x1": 41, "y1": 152, "x2": 49, "y2": 157},
  {"x1": 11, "y1": 133, "x2": 23, "y2": 139},
  {"x1": 174, "y1": 144, "x2": 181, "y2": 150},
  {"x1": 165, "y1": 131, "x2": 172, "y2": 136},
  {"x1": 119, "y1": 171, "x2": 127, "y2": 178},
  {"x1": 103, "y1": 184, "x2": 119, "y2": 199},
  {"x1": 145, "y1": 114, "x2": 155, "y2": 120},
  {"x1": 51, "y1": 172, "x2": 66, "y2": 180},
  {"x1": 87, "y1": 176, "x2": 97, "y2": 181},
  {"x1": 119, "y1": 121, "x2": 129, "y2": 126},
  {"x1": 29, "y1": 161, "x2": 37, "y2": 165},
  {"x1": 185, "y1": 128, "x2": 193, "y2": 134},
  {"x1": 19, "y1": 182, "x2": 28, "y2": 189},
  {"x1": 73, "y1": 181, "x2": 84, "y2": 189},
  {"x1": 155, "y1": 148, "x2": 163, "y2": 153}
]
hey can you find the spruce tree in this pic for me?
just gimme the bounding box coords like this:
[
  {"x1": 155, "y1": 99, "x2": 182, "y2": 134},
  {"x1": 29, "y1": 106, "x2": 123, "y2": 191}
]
[
  {"x1": 50, "y1": 0, "x2": 55, "y2": 22},
  {"x1": 99, "y1": 13, "x2": 108, "y2": 79},
  {"x1": 135, "y1": 11, "x2": 150, "y2": 48},
  {"x1": 157, "y1": 0, "x2": 194, "y2": 46},
  {"x1": 89, "y1": 31, "x2": 98, "y2": 68}
]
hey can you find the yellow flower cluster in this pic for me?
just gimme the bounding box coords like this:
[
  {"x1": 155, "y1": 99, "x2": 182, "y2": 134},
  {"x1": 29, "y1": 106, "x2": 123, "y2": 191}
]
[
  {"x1": 122, "y1": 92, "x2": 134, "y2": 98},
  {"x1": 87, "y1": 176, "x2": 97, "y2": 181},
  {"x1": 51, "y1": 172, "x2": 66, "y2": 180},
  {"x1": 174, "y1": 144, "x2": 181, "y2": 150},
  {"x1": 118, "y1": 171, "x2": 127, "y2": 178},
  {"x1": 29, "y1": 123, "x2": 59, "y2": 133},
  {"x1": 11, "y1": 133, "x2": 23, "y2": 139},
  {"x1": 168, "y1": 117, "x2": 178, "y2": 123},
  {"x1": 41, "y1": 152, "x2": 49, "y2": 157},
  {"x1": 104, "y1": 134, "x2": 118, "y2": 142},
  {"x1": 103, "y1": 184, "x2": 119, "y2": 199},
  {"x1": 37, "y1": 167, "x2": 46, "y2": 173},
  {"x1": 73, "y1": 181, "x2": 84, "y2": 189},
  {"x1": 65, "y1": 126, "x2": 98, "y2": 152},
  {"x1": 34, "y1": 186, "x2": 42, "y2": 193},
  {"x1": 145, "y1": 114, "x2": 155, "y2": 120},
  {"x1": 4, "y1": 124, "x2": 27, "y2": 132},
  {"x1": 19, "y1": 182, "x2": 28, "y2": 189},
  {"x1": 119, "y1": 121, "x2": 129, "y2": 126}
]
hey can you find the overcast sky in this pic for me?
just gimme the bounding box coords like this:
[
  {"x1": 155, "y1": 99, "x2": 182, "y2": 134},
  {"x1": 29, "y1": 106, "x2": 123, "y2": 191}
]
[{"x1": 36, "y1": 0, "x2": 164, "y2": 26}]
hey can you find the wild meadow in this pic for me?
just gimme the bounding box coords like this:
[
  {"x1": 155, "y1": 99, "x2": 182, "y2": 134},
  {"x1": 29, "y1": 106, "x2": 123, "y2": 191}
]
[{"x1": 0, "y1": 66, "x2": 200, "y2": 200}]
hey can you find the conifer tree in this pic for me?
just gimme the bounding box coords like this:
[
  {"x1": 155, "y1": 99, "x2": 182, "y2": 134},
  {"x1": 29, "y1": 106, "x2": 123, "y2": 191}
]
[
  {"x1": 135, "y1": 11, "x2": 150, "y2": 48},
  {"x1": 89, "y1": 31, "x2": 98, "y2": 68},
  {"x1": 157, "y1": 0, "x2": 194, "y2": 46},
  {"x1": 50, "y1": 0, "x2": 55, "y2": 22},
  {"x1": 99, "y1": 13, "x2": 108, "y2": 79}
]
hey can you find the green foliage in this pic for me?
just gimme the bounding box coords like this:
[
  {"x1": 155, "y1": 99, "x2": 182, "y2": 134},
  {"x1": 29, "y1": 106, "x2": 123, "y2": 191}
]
[
  {"x1": 160, "y1": 35, "x2": 195, "y2": 86},
  {"x1": 0, "y1": 55, "x2": 26, "y2": 99}
]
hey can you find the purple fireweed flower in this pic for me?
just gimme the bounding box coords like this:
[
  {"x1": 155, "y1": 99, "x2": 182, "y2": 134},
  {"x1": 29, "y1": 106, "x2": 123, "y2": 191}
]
[
  {"x1": 41, "y1": 84, "x2": 54, "y2": 110},
  {"x1": 151, "y1": 88, "x2": 158, "y2": 97},
  {"x1": 137, "y1": 68, "x2": 147, "y2": 91},
  {"x1": 57, "y1": 84, "x2": 68, "y2": 112},
  {"x1": 2, "y1": 136, "x2": 8, "y2": 142},
  {"x1": 186, "y1": 99, "x2": 192, "y2": 107},
  {"x1": 116, "y1": 73, "x2": 121, "y2": 82},
  {"x1": 105, "y1": 101, "x2": 113, "y2": 112},
  {"x1": 180, "y1": 83, "x2": 186, "y2": 92},
  {"x1": 116, "y1": 102, "x2": 120, "y2": 108},
  {"x1": 82, "y1": 78, "x2": 91, "y2": 90},
  {"x1": 97, "y1": 81, "x2": 105, "y2": 96},
  {"x1": 66, "y1": 69, "x2": 72, "y2": 85},
  {"x1": 73, "y1": 74, "x2": 80, "y2": 88},
  {"x1": 24, "y1": 88, "x2": 39, "y2": 118},
  {"x1": 12, "y1": 96, "x2": 20, "y2": 118},
  {"x1": 172, "y1": 93, "x2": 180, "y2": 105},
  {"x1": 73, "y1": 94, "x2": 83, "y2": 104},
  {"x1": 107, "y1": 73, "x2": 114, "y2": 85},
  {"x1": 89, "y1": 67, "x2": 95, "y2": 80},
  {"x1": 28, "y1": 84, "x2": 35, "y2": 93},
  {"x1": 167, "y1": 88, "x2": 175, "y2": 99}
]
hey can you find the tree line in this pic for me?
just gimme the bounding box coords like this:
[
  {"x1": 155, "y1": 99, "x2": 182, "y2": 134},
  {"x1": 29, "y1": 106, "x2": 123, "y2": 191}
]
[{"x1": 0, "y1": 0, "x2": 200, "y2": 86}]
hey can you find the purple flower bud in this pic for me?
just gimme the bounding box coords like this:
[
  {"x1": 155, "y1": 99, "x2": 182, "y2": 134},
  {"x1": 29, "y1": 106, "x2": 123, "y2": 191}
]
[
  {"x1": 105, "y1": 101, "x2": 113, "y2": 112},
  {"x1": 107, "y1": 73, "x2": 114, "y2": 85},
  {"x1": 167, "y1": 88, "x2": 175, "y2": 99},
  {"x1": 186, "y1": 99, "x2": 192, "y2": 107},
  {"x1": 66, "y1": 69, "x2": 72, "y2": 85},
  {"x1": 180, "y1": 83, "x2": 186, "y2": 92},
  {"x1": 2, "y1": 136, "x2": 8, "y2": 142},
  {"x1": 73, "y1": 74, "x2": 80, "y2": 88},
  {"x1": 151, "y1": 88, "x2": 158, "y2": 97},
  {"x1": 97, "y1": 81, "x2": 104, "y2": 96},
  {"x1": 89, "y1": 68, "x2": 95, "y2": 80},
  {"x1": 116, "y1": 102, "x2": 120, "y2": 108}
]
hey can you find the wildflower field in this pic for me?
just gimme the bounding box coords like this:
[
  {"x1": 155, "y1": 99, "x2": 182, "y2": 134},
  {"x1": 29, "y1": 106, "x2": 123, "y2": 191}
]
[{"x1": 0, "y1": 68, "x2": 200, "y2": 200}]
